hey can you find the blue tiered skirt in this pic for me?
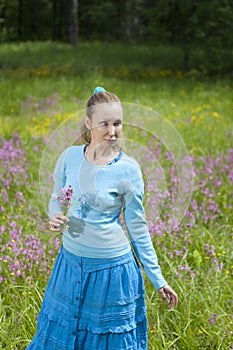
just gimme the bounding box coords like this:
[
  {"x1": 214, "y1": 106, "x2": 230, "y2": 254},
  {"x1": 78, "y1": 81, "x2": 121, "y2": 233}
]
[{"x1": 26, "y1": 246, "x2": 148, "y2": 350}]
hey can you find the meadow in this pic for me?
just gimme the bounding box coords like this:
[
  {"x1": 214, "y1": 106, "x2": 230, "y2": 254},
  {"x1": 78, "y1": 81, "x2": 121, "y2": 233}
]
[{"x1": 0, "y1": 41, "x2": 233, "y2": 350}]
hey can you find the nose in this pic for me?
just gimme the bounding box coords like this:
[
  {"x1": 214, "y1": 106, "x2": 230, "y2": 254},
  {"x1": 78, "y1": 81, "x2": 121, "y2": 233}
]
[{"x1": 108, "y1": 124, "x2": 115, "y2": 136}]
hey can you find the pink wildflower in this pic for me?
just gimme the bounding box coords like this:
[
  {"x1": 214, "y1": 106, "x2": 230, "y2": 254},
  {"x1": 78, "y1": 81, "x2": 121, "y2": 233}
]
[{"x1": 57, "y1": 185, "x2": 74, "y2": 215}]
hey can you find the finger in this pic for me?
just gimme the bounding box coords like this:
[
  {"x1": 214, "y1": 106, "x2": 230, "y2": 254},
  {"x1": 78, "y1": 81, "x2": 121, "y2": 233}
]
[
  {"x1": 49, "y1": 223, "x2": 61, "y2": 231},
  {"x1": 49, "y1": 219, "x2": 63, "y2": 229},
  {"x1": 50, "y1": 216, "x2": 67, "y2": 226},
  {"x1": 49, "y1": 218, "x2": 59, "y2": 223},
  {"x1": 167, "y1": 292, "x2": 178, "y2": 309},
  {"x1": 162, "y1": 285, "x2": 178, "y2": 307},
  {"x1": 158, "y1": 289, "x2": 167, "y2": 302},
  {"x1": 173, "y1": 293, "x2": 178, "y2": 307},
  {"x1": 55, "y1": 215, "x2": 69, "y2": 223},
  {"x1": 53, "y1": 217, "x2": 66, "y2": 224},
  {"x1": 50, "y1": 227, "x2": 60, "y2": 232},
  {"x1": 56, "y1": 214, "x2": 69, "y2": 221},
  {"x1": 50, "y1": 226, "x2": 60, "y2": 231},
  {"x1": 167, "y1": 294, "x2": 174, "y2": 309}
]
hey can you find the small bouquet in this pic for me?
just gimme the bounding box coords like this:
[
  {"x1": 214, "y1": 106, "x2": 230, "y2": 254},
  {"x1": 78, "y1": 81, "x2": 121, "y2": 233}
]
[
  {"x1": 56, "y1": 185, "x2": 85, "y2": 235},
  {"x1": 57, "y1": 185, "x2": 74, "y2": 217}
]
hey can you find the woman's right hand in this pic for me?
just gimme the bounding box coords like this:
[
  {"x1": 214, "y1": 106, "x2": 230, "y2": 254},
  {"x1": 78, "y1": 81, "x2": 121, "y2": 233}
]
[{"x1": 49, "y1": 213, "x2": 69, "y2": 232}]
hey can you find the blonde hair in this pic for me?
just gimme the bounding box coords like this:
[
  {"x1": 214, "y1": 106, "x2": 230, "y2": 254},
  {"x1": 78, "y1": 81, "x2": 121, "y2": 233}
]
[{"x1": 81, "y1": 91, "x2": 122, "y2": 144}]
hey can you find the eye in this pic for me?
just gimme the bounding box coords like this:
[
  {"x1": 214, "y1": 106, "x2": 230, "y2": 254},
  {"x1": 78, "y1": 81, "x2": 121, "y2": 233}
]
[
  {"x1": 100, "y1": 121, "x2": 108, "y2": 127},
  {"x1": 114, "y1": 121, "x2": 122, "y2": 127}
]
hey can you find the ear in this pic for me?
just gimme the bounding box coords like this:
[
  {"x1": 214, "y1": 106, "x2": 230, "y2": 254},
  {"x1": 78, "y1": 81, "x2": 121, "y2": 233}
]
[{"x1": 85, "y1": 116, "x2": 91, "y2": 129}]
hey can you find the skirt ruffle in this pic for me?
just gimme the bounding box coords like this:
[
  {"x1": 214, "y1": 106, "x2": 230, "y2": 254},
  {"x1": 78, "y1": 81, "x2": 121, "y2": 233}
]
[{"x1": 26, "y1": 246, "x2": 148, "y2": 350}]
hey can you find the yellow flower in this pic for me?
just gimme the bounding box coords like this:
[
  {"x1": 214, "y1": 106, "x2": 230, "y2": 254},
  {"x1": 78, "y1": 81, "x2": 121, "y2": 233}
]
[
  {"x1": 192, "y1": 106, "x2": 202, "y2": 114},
  {"x1": 150, "y1": 327, "x2": 157, "y2": 334}
]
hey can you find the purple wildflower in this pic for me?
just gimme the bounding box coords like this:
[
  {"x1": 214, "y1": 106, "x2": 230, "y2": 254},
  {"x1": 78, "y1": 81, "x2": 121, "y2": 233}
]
[
  {"x1": 208, "y1": 313, "x2": 217, "y2": 325},
  {"x1": 57, "y1": 185, "x2": 74, "y2": 215}
]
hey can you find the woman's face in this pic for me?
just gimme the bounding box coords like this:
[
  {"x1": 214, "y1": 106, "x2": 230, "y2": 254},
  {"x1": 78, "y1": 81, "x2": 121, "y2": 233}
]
[{"x1": 86, "y1": 103, "x2": 123, "y2": 147}]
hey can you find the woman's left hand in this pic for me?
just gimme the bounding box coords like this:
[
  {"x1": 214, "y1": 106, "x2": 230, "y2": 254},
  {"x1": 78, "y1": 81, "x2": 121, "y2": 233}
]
[{"x1": 158, "y1": 285, "x2": 178, "y2": 309}]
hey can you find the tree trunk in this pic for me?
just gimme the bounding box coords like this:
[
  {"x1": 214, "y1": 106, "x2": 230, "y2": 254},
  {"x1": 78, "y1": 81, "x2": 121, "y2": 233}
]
[
  {"x1": 71, "y1": 0, "x2": 78, "y2": 46},
  {"x1": 133, "y1": 0, "x2": 139, "y2": 41},
  {"x1": 59, "y1": 0, "x2": 64, "y2": 40},
  {"x1": 18, "y1": 0, "x2": 23, "y2": 40},
  {"x1": 0, "y1": 3, "x2": 4, "y2": 30},
  {"x1": 63, "y1": 0, "x2": 70, "y2": 43},
  {"x1": 33, "y1": 0, "x2": 40, "y2": 40},
  {"x1": 126, "y1": 0, "x2": 131, "y2": 42},
  {"x1": 52, "y1": 0, "x2": 58, "y2": 40}
]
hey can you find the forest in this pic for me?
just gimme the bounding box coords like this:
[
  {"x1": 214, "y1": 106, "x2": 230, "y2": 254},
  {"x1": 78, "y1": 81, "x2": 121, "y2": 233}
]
[{"x1": 1, "y1": 0, "x2": 232, "y2": 74}]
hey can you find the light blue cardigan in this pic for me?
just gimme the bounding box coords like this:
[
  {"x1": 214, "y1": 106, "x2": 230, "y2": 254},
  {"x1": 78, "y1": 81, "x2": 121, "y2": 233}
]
[{"x1": 49, "y1": 145, "x2": 167, "y2": 290}]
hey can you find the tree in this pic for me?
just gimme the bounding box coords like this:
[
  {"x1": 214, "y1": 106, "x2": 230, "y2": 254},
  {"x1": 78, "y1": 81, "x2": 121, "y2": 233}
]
[
  {"x1": 17, "y1": 0, "x2": 23, "y2": 40},
  {"x1": 70, "y1": 0, "x2": 78, "y2": 45}
]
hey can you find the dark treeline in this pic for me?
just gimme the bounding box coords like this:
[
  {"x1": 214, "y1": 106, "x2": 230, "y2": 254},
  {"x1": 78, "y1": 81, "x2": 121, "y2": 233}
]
[{"x1": 0, "y1": 0, "x2": 232, "y2": 73}]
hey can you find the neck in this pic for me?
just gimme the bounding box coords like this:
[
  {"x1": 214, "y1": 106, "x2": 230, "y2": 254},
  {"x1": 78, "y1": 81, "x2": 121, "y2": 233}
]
[{"x1": 85, "y1": 142, "x2": 119, "y2": 165}]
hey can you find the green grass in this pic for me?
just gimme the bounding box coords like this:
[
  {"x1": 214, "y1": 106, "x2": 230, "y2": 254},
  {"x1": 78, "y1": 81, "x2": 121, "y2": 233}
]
[
  {"x1": 0, "y1": 41, "x2": 233, "y2": 349},
  {"x1": 0, "y1": 41, "x2": 184, "y2": 71},
  {"x1": 1, "y1": 71, "x2": 232, "y2": 154},
  {"x1": 1, "y1": 42, "x2": 232, "y2": 154},
  {"x1": 146, "y1": 225, "x2": 233, "y2": 349}
]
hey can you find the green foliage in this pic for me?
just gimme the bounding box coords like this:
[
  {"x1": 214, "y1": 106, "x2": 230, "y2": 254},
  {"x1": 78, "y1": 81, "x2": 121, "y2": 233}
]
[
  {"x1": 0, "y1": 1, "x2": 232, "y2": 73},
  {"x1": 0, "y1": 282, "x2": 45, "y2": 349}
]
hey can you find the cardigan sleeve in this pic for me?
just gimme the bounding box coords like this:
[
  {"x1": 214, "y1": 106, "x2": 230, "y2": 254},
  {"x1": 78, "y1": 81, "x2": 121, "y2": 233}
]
[
  {"x1": 121, "y1": 166, "x2": 167, "y2": 290},
  {"x1": 48, "y1": 148, "x2": 70, "y2": 218}
]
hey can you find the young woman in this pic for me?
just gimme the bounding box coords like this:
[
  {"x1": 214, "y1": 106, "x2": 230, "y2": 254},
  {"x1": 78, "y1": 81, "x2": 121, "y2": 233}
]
[{"x1": 27, "y1": 87, "x2": 178, "y2": 350}]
